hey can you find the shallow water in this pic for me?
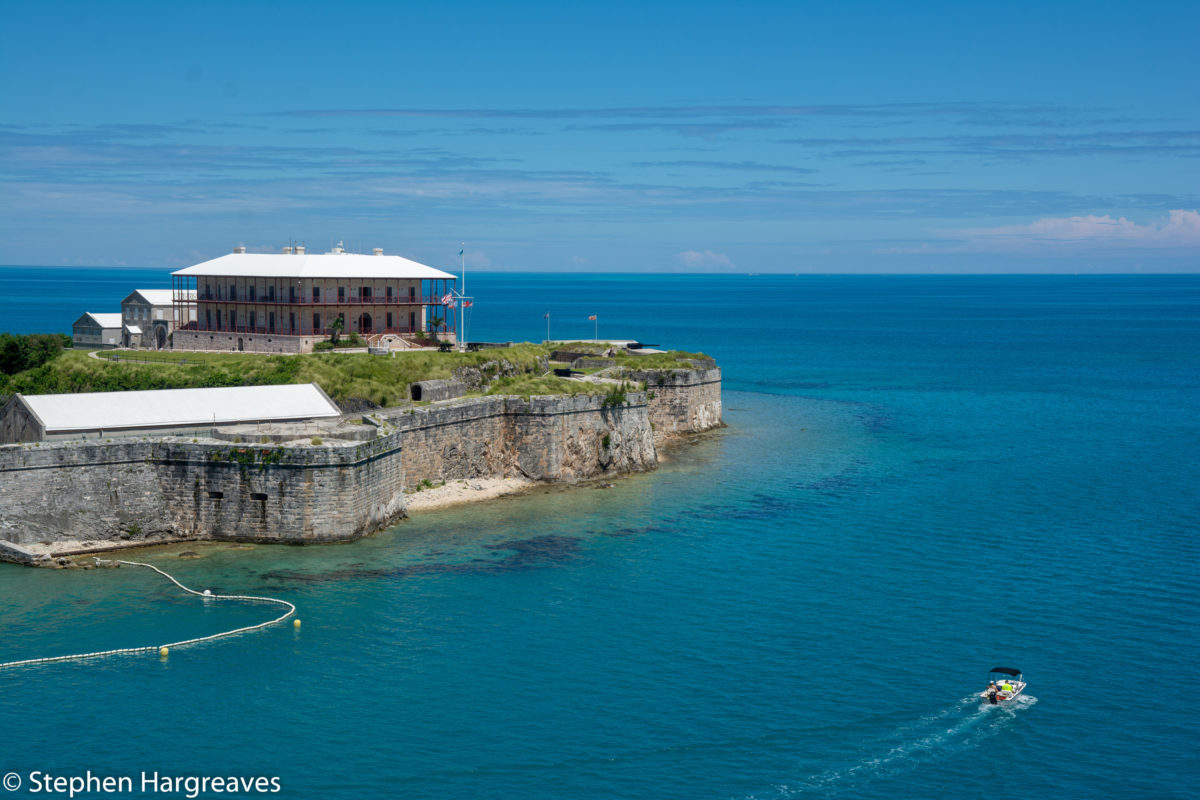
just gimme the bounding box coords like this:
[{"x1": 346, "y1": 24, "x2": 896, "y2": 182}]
[{"x1": 1, "y1": 272, "x2": 1198, "y2": 798}]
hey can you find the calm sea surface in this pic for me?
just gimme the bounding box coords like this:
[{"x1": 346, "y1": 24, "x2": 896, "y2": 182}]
[{"x1": 1, "y1": 269, "x2": 1198, "y2": 799}]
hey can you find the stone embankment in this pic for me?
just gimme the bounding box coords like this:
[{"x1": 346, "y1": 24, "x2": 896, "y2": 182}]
[{"x1": 0, "y1": 367, "x2": 720, "y2": 563}]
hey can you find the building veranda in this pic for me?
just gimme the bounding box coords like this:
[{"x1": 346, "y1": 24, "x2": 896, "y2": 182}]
[{"x1": 171, "y1": 245, "x2": 459, "y2": 354}]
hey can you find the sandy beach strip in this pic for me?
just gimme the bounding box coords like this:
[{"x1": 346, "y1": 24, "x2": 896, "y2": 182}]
[{"x1": 403, "y1": 476, "x2": 534, "y2": 512}]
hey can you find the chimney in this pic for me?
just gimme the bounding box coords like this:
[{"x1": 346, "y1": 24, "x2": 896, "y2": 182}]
[
  {"x1": 295, "y1": 245, "x2": 306, "y2": 255},
  {"x1": 233, "y1": 245, "x2": 246, "y2": 254},
  {"x1": 373, "y1": 247, "x2": 384, "y2": 256},
  {"x1": 282, "y1": 246, "x2": 293, "y2": 254}
]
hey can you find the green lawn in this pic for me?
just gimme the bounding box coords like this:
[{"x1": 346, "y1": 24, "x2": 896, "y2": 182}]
[{"x1": 1, "y1": 343, "x2": 711, "y2": 408}]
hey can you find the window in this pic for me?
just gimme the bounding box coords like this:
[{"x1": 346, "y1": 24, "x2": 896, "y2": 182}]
[
  {"x1": 361, "y1": 286, "x2": 372, "y2": 300},
  {"x1": 312, "y1": 286, "x2": 320, "y2": 302},
  {"x1": 249, "y1": 285, "x2": 256, "y2": 302},
  {"x1": 387, "y1": 312, "x2": 393, "y2": 329},
  {"x1": 338, "y1": 286, "x2": 346, "y2": 302},
  {"x1": 386, "y1": 286, "x2": 393, "y2": 301},
  {"x1": 289, "y1": 312, "x2": 295, "y2": 333},
  {"x1": 250, "y1": 311, "x2": 256, "y2": 330},
  {"x1": 216, "y1": 309, "x2": 222, "y2": 327},
  {"x1": 409, "y1": 285, "x2": 416, "y2": 301},
  {"x1": 230, "y1": 284, "x2": 236, "y2": 301},
  {"x1": 268, "y1": 285, "x2": 275, "y2": 302},
  {"x1": 289, "y1": 285, "x2": 296, "y2": 302},
  {"x1": 206, "y1": 310, "x2": 212, "y2": 328},
  {"x1": 313, "y1": 313, "x2": 320, "y2": 331}
]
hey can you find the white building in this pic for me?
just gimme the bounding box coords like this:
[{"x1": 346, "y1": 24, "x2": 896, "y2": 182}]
[
  {"x1": 171, "y1": 245, "x2": 460, "y2": 354},
  {"x1": 71, "y1": 312, "x2": 123, "y2": 349},
  {"x1": 0, "y1": 383, "x2": 342, "y2": 443}
]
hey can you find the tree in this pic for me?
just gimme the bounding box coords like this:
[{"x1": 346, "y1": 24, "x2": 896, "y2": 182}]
[{"x1": 330, "y1": 315, "x2": 345, "y2": 345}]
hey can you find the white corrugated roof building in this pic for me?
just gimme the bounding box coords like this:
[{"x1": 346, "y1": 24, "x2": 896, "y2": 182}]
[
  {"x1": 77, "y1": 312, "x2": 123, "y2": 329},
  {"x1": 0, "y1": 383, "x2": 341, "y2": 443},
  {"x1": 126, "y1": 289, "x2": 194, "y2": 306},
  {"x1": 173, "y1": 251, "x2": 457, "y2": 280}
]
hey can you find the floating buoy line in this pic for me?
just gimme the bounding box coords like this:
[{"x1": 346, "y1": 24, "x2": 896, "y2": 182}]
[{"x1": 0, "y1": 559, "x2": 296, "y2": 670}]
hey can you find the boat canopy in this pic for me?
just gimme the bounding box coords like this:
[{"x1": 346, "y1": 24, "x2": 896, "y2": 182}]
[{"x1": 989, "y1": 667, "x2": 1022, "y2": 677}]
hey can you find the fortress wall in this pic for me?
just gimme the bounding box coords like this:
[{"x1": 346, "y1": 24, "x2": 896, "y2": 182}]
[
  {"x1": 627, "y1": 367, "x2": 724, "y2": 442},
  {"x1": 379, "y1": 392, "x2": 658, "y2": 488},
  {"x1": 0, "y1": 435, "x2": 406, "y2": 548},
  {"x1": 0, "y1": 371, "x2": 719, "y2": 560}
]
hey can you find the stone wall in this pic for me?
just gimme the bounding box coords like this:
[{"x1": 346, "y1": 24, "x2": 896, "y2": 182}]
[
  {"x1": 627, "y1": 367, "x2": 724, "y2": 443},
  {"x1": 0, "y1": 397, "x2": 43, "y2": 444},
  {"x1": 0, "y1": 391, "x2": 662, "y2": 557},
  {"x1": 378, "y1": 392, "x2": 657, "y2": 487},
  {"x1": 0, "y1": 435, "x2": 406, "y2": 548},
  {"x1": 173, "y1": 330, "x2": 316, "y2": 354},
  {"x1": 0, "y1": 369, "x2": 719, "y2": 560}
]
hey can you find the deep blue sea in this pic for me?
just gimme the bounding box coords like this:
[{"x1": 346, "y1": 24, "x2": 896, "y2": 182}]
[{"x1": 2, "y1": 269, "x2": 1198, "y2": 799}]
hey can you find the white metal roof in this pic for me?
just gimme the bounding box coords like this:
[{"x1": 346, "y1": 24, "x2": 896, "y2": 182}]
[
  {"x1": 124, "y1": 325, "x2": 143, "y2": 335},
  {"x1": 77, "y1": 313, "x2": 123, "y2": 329},
  {"x1": 172, "y1": 252, "x2": 458, "y2": 280},
  {"x1": 126, "y1": 289, "x2": 192, "y2": 306},
  {"x1": 18, "y1": 383, "x2": 341, "y2": 433}
]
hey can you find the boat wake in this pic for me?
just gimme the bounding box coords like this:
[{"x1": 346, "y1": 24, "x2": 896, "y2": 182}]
[{"x1": 750, "y1": 694, "x2": 1037, "y2": 798}]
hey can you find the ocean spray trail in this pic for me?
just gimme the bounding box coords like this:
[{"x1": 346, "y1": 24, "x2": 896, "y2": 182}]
[{"x1": 751, "y1": 695, "x2": 1039, "y2": 799}]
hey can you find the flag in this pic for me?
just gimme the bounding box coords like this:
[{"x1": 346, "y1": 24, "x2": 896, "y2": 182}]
[
  {"x1": 441, "y1": 293, "x2": 454, "y2": 305},
  {"x1": 445, "y1": 300, "x2": 456, "y2": 310},
  {"x1": 462, "y1": 300, "x2": 472, "y2": 308},
  {"x1": 458, "y1": 249, "x2": 464, "y2": 256},
  {"x1": 588, "y1": 315, "x2": 597, "y2": 321},
  {"x1": 543, "y1": 313, "x2": 550, "y2": 319}
]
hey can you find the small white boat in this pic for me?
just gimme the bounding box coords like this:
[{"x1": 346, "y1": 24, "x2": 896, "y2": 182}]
[{"x1": 980, "y1": 667, "x2": 1025, "y2": 704}]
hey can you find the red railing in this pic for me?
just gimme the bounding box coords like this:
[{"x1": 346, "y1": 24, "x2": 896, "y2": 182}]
[
  {"x1": 190, "y1": 294, "x2": 445, "y2": 306},
  {"x1": 180, "y1": 323, "x2": 455, "y2": 336}
]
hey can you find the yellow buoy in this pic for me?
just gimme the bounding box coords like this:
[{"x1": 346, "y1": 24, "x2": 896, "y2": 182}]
[
  {"x1": 159, "y1": 647, "x2": 169, "y2": 658},
  {"x1": 293, "y1": 619, "x2": 302, "y2": 629}
]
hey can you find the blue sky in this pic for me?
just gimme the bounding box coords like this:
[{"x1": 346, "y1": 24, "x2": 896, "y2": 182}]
[{"x1": 1, "y1": 0, "x2": 1197, "y2": 272}]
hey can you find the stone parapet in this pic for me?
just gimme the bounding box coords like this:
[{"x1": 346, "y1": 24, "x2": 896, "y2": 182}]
[{"x1": 626, "y1": 367, "x2": 724, "y2": 442}]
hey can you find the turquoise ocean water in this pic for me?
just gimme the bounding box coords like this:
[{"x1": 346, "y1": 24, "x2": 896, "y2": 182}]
[{"x1": 1, "y1": 269, "x2": 1198, "y2": 798}]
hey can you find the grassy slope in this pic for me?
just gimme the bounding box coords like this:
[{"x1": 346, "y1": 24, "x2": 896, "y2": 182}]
[{"x1": 0, "y1": 344, "x2": 712, "y2": 407}]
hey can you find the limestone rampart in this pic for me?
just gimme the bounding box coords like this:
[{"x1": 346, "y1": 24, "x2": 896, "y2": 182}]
[{"x1": 628, "y1": 367, "x2": 723, "y2": 442}]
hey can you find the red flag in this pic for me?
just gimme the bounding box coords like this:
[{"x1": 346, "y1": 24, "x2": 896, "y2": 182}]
[
  {"x1": 462, "y1": 300, "x2": 472, "y2": 308},
  {"x1": 543, "y1": 313, "x2": 549, "y2": 319},
  {"x1": 441, "y1": 293, "x2": 454, "y2": 305},
  {"x1": 588, "y1": 315, "x2": 597, "y2": 321}
]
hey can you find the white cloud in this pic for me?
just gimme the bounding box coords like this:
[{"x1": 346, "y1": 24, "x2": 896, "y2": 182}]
[
  {"x1": 950, "y1": 209, "x2": 1200, "y2": 251},
  {"x1": 677, "y1": 249, "x2": 736, "y2": 270}
]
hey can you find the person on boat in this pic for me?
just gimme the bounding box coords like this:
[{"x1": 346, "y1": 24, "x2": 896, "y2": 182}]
[
  {"x1": 986, "y1": 682, "x2": 999, "y2": 704},
  {"x1": 1000, "y1": 680, "x2": 1014, "y2": 695}
]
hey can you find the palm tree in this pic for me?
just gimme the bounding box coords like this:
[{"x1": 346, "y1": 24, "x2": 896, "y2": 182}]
[{"x1": 330, "y1": 315, "x2": 345, "y2": 345}]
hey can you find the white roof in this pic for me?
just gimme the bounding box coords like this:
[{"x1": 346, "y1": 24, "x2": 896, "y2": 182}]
[
  {"x1": 124, "y1": 325, "x2": 143, "y2": 335},
  {"x1": 18, "y1": 383, "x2": 341, "y2": 433},
  {"x1": 173, "y1": 252, "x2": 458, "y2": 280},
  {"x1": 78, "y1": 313, "x2": 123, "y2": 329},
  {"x1": 127, "y1": 289, "x2": 192, "y2": 306}
]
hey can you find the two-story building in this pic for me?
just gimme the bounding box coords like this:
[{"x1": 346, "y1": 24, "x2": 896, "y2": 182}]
[
  {"x1": 171, "y1": 245, "x2": 459, "y2": 354},
  {"x1": 120, "y1": 289, "x2": 196, "y2": 349}
]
